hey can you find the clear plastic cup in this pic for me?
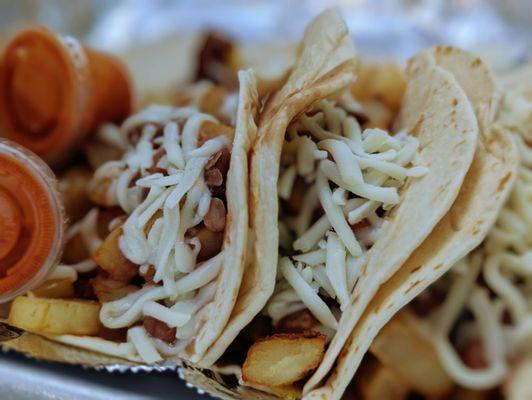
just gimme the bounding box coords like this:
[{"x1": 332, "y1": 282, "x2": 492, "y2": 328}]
[{"x1": 0, "y1": 139, "x2": 65, "y2": 303}]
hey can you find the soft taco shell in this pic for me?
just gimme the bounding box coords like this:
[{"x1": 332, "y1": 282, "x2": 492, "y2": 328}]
[
  {"x1": 199, "y1": 8, "x2": 357, "y2": 367},
  {"x1": 304, "y1": 49, "x2": 519, "y2": 399},
  {"x1": 1, "y1": 69, "x2": 259, "y2": 368},
  {"x1": 305, "y1": 56, "x2": 480, "y2": 392},
  {"x1": 189, "y1": 68, "x2": 259, "y2": 361}
]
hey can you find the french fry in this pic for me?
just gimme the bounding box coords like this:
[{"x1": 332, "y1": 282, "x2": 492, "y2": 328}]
[
  {"x1": 370, "y1": 312, "x2": 454, "y2": 397},
  {"x1": 242, "y1": 332, "x2": 326, "y2": 387},
  {"x1": 32, "y1": 279, "x2": 75, "y2": 299},
  {"x1": 7, "y1": 296, "x2": 101, "y2": 335},
  {"x1": 92, "y1": 226, "x2": 138, "y2": 282},
  {"x1": 198, "y1": 120, "x2": 234, "y2": 144},
  {"x1": 356, "y1": 358, "x2": 410, "y2": 400}
]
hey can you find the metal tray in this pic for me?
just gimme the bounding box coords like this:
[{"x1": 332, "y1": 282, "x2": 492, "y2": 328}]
[{"x1": 0, "y1": 351, "x2": 199, "y2": 400}]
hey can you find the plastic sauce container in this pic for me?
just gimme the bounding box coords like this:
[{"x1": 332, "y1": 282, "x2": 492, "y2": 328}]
[
  {"x1": 0, "y1": 139, "x2": 64, "y2": 303},
  {"x1": 0, "y1": 26, "x2": 131, "y2": 163}
]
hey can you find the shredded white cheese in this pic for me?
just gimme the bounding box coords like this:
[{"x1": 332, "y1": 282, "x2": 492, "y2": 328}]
[
  {"x1": 265, "y1": 95, "x2": 425, "y2": 332},
  {"x1": 88, "y1": 105, "x2": 231, "y2": 363}
]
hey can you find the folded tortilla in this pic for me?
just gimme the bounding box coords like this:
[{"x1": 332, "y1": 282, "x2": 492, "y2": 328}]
[
  {"x1": 199, "y1": 8, "x2": 358, "y2": 367},
  {"x1": 304, "y1": 48, "x2": 519, "y2": 399}
]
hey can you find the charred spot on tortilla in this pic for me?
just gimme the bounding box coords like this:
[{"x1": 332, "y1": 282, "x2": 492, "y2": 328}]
[
  {"x1": 471, "y1": 58, "x2": 482, "y2": 68},
  {"x1": 497, "y1": 171, "x2": 512, "y2": 193},
  {"x1": 410, "y1": 265, "x2": 422, "y2": 274},
  {"x1": 409, "y1": 115, "x2": 425, "y2": 137},
  {"x1": 404, "y1": 279, "x2": 422, "y2": 295}
]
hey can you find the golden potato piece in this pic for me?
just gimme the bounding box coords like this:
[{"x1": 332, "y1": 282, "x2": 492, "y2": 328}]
[
  {"x1": 32, "y1": 279, "x2": 75, "y2": 299},
  {"x1": 198, "y1": 120, "x2": 234, "y2": 145},
  {"x1": 242, "y1": 332, "x2": 326, "y2": 387},
  {"x1": 8, "y1": 296, "x2": 101, "y2": 335},
  {"x1": 351, "y1": 62, "x2": 406, "y2": 112},
  {"x1": 92, "y1": 226, "x2": 138, "y2": 282},
  {"x1": 91, "y1": 274, "x2": 138, "y2": 302},
  {"x1": 356, "y1": 358, "x2": 410, "y2": 400},
  {"x1": 370, "y1": 312, "x2": 453, "y2": 397}
]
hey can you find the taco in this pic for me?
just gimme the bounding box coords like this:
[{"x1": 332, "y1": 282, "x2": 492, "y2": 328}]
[
  {"x1": 3, "y1": 66, "x2": 259, "y2": 365},
  {"x1": 302, "y1": 48, "x2": 520, "y2": 399}
]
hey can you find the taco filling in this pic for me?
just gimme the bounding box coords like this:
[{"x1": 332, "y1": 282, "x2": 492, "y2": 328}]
[
  {"x1": 266, "y1": 96, "x2": 426, "y2": 335},
  {"x1": 7, "y1": 103, "x2": 239, "y2": 363}
]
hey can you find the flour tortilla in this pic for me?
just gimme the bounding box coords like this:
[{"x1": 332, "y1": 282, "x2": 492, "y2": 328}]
[
  {"x1": 188, "y1": 69, "x2": 259, "y2": 361},
  {"x1": 199, "y1": 8, "x2": 358, "y2": 367},
  {"x1": 304, "y1": 49, "x2": 518, "y2": 399},
  {"x1": 1, "y1": 69, "x2": 259, "y2": 367},
  {"x1": 304, "y1": 54, "x2": 480, "y2": 393}
]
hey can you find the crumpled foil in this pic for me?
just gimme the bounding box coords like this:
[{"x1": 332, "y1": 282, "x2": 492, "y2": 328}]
[
  {"x1": 0, "y1": 0, "x2": 530, "y2": 398},
  {"x1": 2, "y1": 0, "x2": 529, "y2": 65}
]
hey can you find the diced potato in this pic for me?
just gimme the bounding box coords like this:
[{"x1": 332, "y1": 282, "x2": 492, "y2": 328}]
[
  {"x1": 350, "y1": 63, "x2": 406, "y2": 112},
  {"x1": 62, "y1": 208, "x2": 123, "y2": 264},
  {"x1": 91, "y1": 274, "x2": 138, "y2": 302},
  {"x1": 92, "y1": 226, "x2": 138, "y2": 282},
  {"x1": 370, "y1": 312, "x2": 454, "y2": 397},
  {"x1": 8, "y1": 296, "x2": 101, "y2": 335},
  {"x1": 356, "y1": 358, "x2": 410, "y2": 400},
  {"x1": 198, "y1": 120, "x2": 234, "y2": 144},
  {"x1": 242, "y1": 332, "x2": 326, "y2": 387},
  {"x1": 32, "y1": 279, "x2": 75, "y2": 299}
]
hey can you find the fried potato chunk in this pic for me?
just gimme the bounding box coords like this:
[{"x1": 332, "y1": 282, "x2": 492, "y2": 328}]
[
  {"x1": 356, "y1": 359, "x2": 410, "y2": 400},
  {"x1": 242, "y1": 332, "x2": 326, "y2": 387},
  {"x1": 350, "y1": 63, "x2": 406, "y2": 113},
  {"x1": 92, "y1": 226, "x2": 138, "y2": 282},
  {"x1": 32, "y1": 279, "x2": 75, "y2": 299},
  {"x1": 199, "y1": 120, "x2": 234, "y2": 145},
  {"x1": 8, "y1": 296, "x2": 101, "y2": 335},
  {"x1": 370, "y1": 312, "x2": 453, "y2": 397}
]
